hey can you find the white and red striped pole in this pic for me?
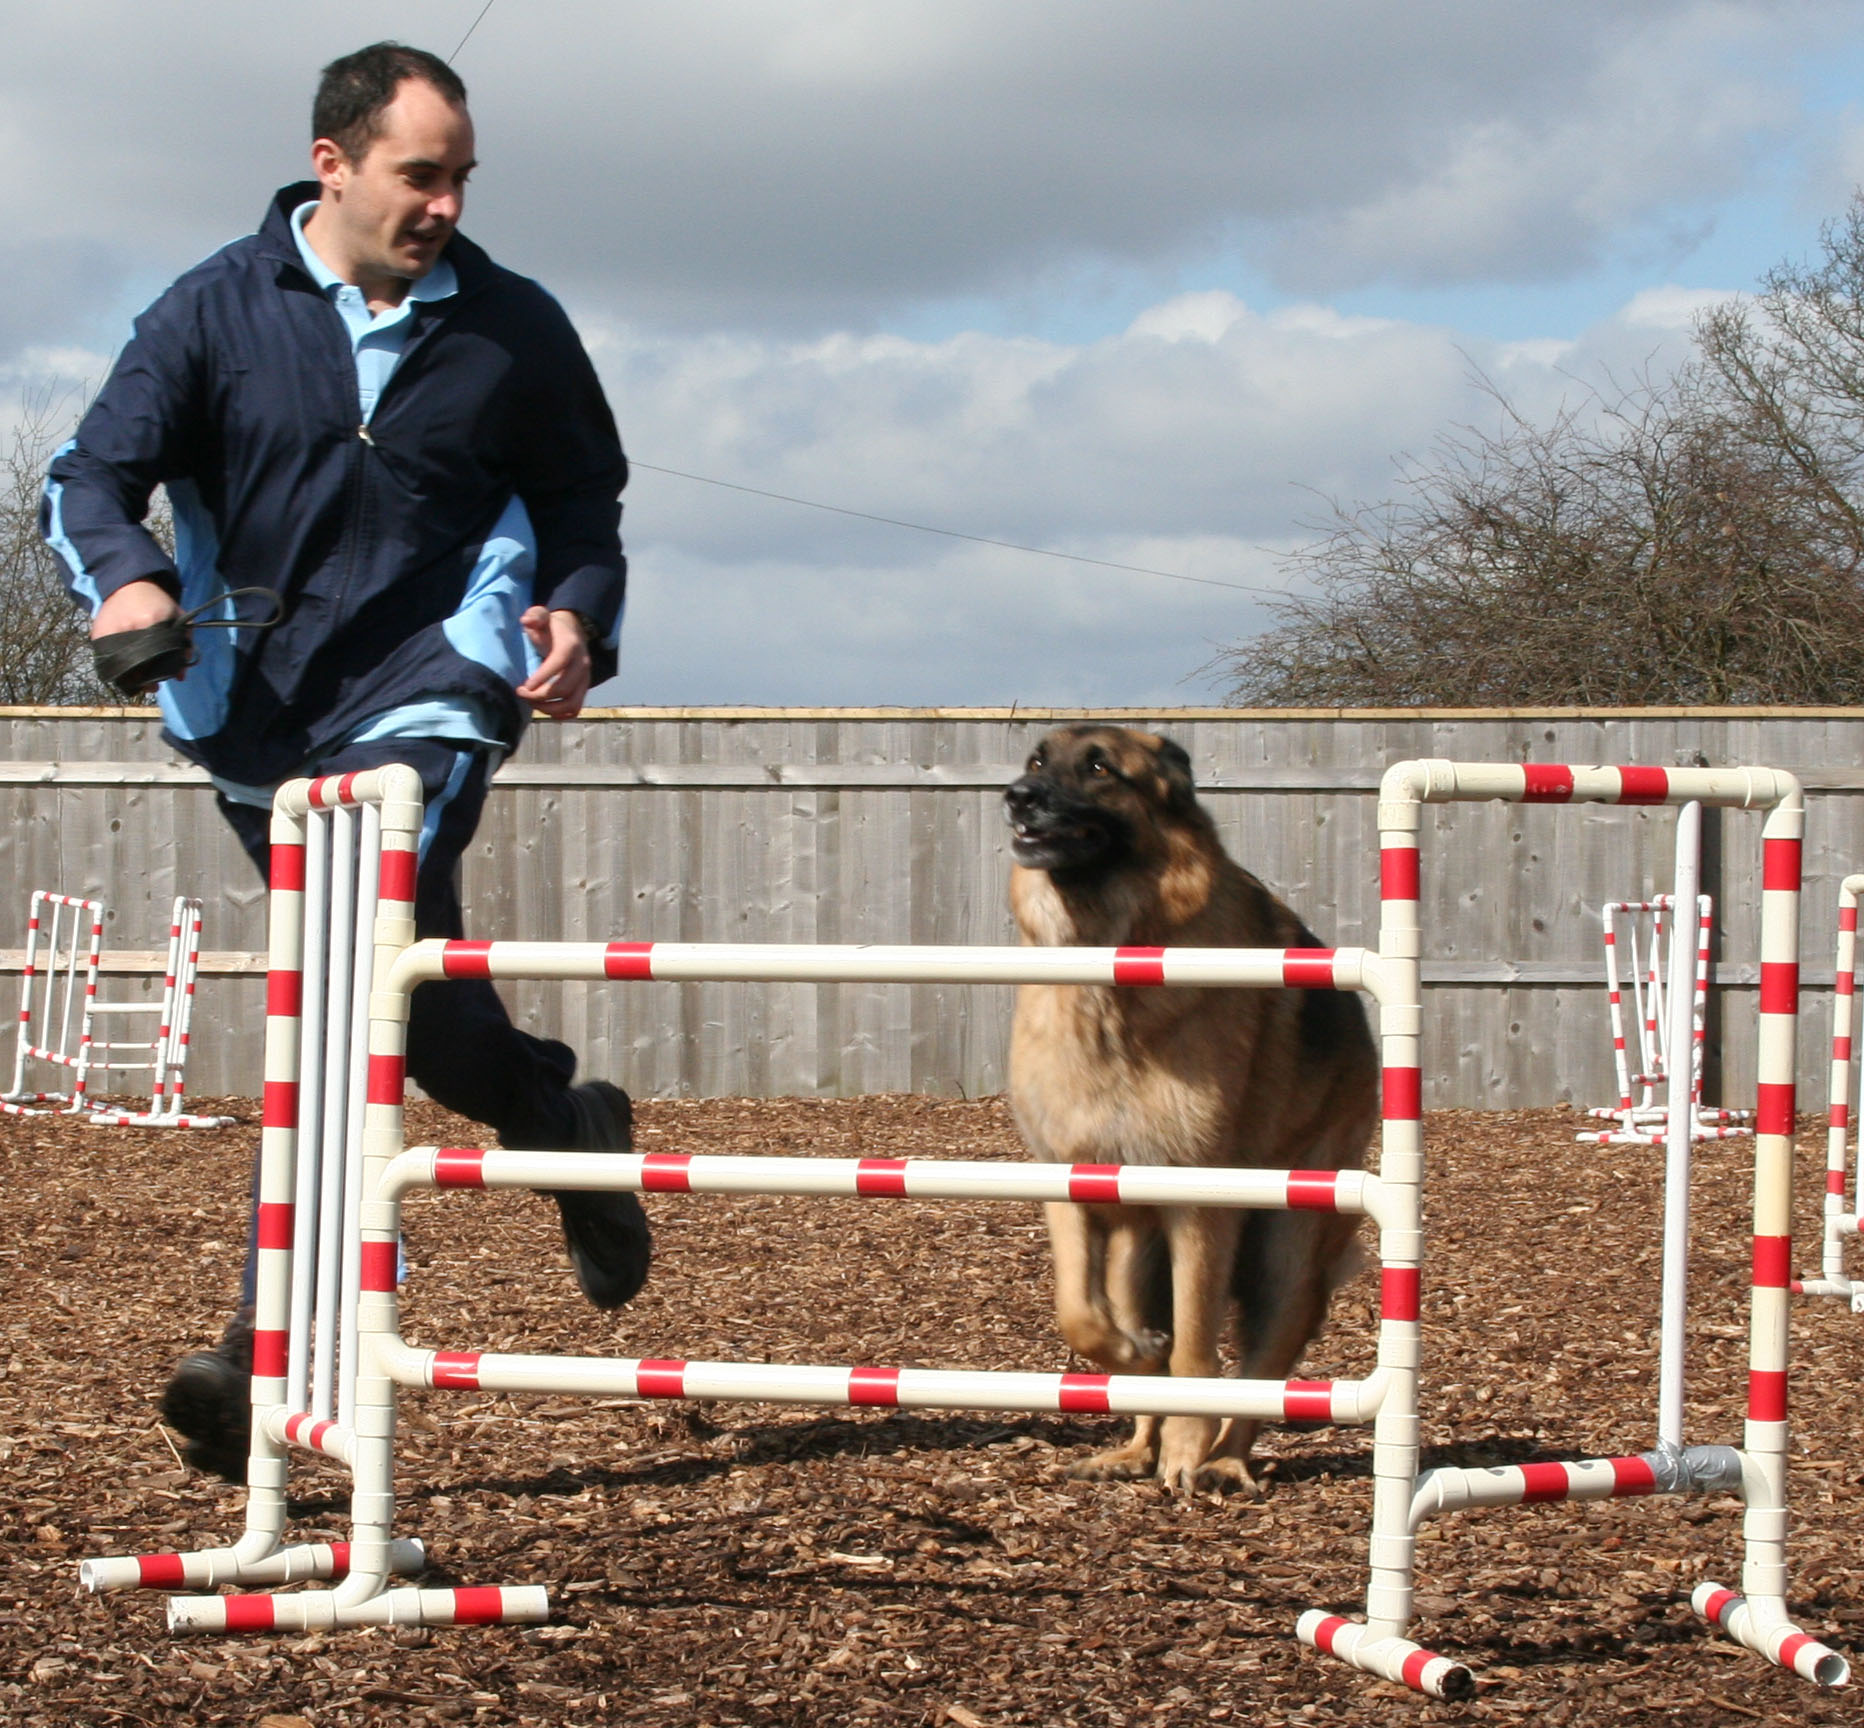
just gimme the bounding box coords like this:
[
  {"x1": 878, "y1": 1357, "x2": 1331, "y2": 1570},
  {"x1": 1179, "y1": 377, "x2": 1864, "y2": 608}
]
[{"x1": 1797, "y1": 873, "x2": 1864, "y2": 1309}]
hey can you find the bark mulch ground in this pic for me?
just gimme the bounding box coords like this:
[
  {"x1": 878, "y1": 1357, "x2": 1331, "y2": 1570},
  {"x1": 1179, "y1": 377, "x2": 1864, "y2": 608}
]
[{"x1": 1, "y1": 1095, "x2": 1859, "y2": 1727}]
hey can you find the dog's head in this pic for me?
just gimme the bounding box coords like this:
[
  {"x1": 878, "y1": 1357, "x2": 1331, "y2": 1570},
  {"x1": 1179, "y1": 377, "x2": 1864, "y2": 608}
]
[{"x1": 1003, "y1": 725, "x2": 1197, "y2": 873}]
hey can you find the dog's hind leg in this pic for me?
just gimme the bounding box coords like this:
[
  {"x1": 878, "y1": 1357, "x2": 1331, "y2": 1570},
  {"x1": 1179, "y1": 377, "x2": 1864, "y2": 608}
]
[
  {"x1": 1206, "y1": 1209, "x2": 1361, "y2": 1493},
  {"x1": 1051, "y1": 1208, "x2": 1173, "y2": 1481},
  {"x1": 1153, "y1": 1205, "x2": 1245, "y2": 1496}
]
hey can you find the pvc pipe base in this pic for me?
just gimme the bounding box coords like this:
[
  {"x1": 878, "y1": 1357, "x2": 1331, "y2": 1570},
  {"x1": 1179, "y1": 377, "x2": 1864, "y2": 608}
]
[
  {"x1": 1296, "y1": 1611, "x2": 1474, "y2": 1699},
  {"x1": 1693, "y1": 1583, "x2": 1849, "y2": 1687}
]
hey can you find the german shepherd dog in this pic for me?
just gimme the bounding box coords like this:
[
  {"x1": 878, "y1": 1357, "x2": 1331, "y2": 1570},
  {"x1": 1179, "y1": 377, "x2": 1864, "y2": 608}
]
[{"x1": 1004, "y1": 724, "x2": 1377, "y2": 1495}]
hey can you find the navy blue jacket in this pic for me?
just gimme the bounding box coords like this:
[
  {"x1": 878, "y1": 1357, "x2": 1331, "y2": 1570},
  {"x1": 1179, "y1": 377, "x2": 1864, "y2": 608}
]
[{"x1": 43, "y1": 183, "x2": 627, "y2": 787}]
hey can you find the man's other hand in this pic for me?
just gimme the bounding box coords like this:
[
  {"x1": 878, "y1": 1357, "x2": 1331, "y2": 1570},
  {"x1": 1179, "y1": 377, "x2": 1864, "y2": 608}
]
[{"x1": 516, "y1": 606, "x2": 594, "y2": 718}]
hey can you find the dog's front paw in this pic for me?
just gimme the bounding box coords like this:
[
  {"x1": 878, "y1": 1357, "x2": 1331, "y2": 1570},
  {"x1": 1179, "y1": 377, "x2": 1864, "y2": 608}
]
[
  {"x1": 1068, "y1": 1439, "x2": 1159, "y2": 1481},
  {"x1": 1123, "y1": 1326, "x2": 1172, "y2": 1366}
]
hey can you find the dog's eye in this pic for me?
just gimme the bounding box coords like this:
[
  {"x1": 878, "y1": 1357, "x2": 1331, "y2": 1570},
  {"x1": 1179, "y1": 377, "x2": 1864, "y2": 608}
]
[
  {"x1": 1088, "y1": 752, "x2": 1111, "y2": 776},
  {"x1": 1028, "y1": 752, "x2": 1044, "y2": 771}
]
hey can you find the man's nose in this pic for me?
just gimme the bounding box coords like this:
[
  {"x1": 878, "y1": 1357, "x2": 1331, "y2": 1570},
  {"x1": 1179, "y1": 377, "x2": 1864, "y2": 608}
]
[{"x1": 429, "y1": 190, "x2": 463, "y2": 226}]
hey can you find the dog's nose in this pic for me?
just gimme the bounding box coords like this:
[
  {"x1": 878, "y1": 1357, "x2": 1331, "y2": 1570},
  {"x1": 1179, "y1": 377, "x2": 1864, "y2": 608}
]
[{"x1": 1004, "y1": 778, "x2": 1041, "y2": 818}]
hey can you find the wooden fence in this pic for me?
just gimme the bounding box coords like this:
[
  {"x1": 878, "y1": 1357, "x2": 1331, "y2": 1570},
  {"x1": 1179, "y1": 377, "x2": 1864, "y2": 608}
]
[{"x1": 4, "y1": 704, "x2": 1863, "y2": 1109}]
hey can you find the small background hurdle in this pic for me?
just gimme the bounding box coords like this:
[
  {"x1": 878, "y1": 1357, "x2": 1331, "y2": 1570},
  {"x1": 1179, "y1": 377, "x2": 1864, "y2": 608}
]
[
  {"x1": 2, "y1": 890, "x2": 230, "y2": 1128},
  {"x1": 1799, "y1": 870, "x2": 1864, "y2": 1310},
  {"x1": 78, "y1": 761, "x2": 1849, "y2": 1699}
]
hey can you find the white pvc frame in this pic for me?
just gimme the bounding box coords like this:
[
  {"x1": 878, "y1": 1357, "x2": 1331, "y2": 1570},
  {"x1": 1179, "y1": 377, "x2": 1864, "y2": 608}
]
[{"x1": 78, "y1": 761, "x2": 1850, "y2": 1698}]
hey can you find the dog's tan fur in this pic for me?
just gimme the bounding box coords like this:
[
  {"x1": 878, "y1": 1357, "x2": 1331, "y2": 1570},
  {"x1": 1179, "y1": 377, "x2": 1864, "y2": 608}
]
[{"x1": 1005, "y1": 724, "x2": 1376, "y2": 1495}]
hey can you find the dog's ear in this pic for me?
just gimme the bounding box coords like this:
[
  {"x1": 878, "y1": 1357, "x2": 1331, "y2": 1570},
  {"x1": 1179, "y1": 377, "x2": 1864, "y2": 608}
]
[{"x1": 1153, "y1": 736, "x2": 1196, "y2": 811}]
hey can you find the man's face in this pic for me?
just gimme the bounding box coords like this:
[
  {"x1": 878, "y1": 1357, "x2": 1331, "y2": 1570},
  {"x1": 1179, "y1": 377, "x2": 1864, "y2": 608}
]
[{"x1": 313, "y1": 77, "x2": 476, "y2": 286}]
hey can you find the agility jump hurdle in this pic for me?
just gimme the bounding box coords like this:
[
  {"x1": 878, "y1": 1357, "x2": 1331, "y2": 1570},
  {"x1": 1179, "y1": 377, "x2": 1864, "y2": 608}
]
[
  {"x1": 1796, "y1": 872, "x2": 1864, "y2": 1310},
  {"x1": 1577, "y1": 804, "x2": 1747, "y2": 1148},
  {"x1": 1356, "y1": 760, "x2": 1842, "y2": 1690},
  {"x1": 79, "y1": 761, "x2": 1848, "y2": 1696},
  {"x1": 4, "y1": 891, "x2": 228, "y2": 1127}
]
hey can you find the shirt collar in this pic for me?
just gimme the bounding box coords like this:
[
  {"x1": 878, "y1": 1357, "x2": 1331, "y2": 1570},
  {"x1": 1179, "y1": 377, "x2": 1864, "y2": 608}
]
[{"x1": 290, "y1": 201, "x2": 458, "y2": 303}]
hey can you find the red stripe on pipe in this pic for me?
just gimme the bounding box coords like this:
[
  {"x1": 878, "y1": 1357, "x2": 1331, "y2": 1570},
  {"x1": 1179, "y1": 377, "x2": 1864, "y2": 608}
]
[
  {"x1": 442, "y1": 940, "x2": 494, "y2": 978},
  {"x1": 1844, "y1": 906, "x2": 1859, "y2": 933},
  {"x1": 1758, "y1": 961, "x2": 1800, "y2": 1016},
  {"x1": 434, "y1": 1149, "x2": 487, "y2": 1188},
  {"x1": 1615, "y1": 765, "x2": 1669, "y2": 804},
  {"x1": 330, "y1": 1541, "x2": 353, "y2": 1574},
  {"x1": 1748, "y1": 1369, "x2": 1788, "y2": 1422},
  {"x1": 1778, "y1": 1631, "x2": 1814, "y2": 1673},
  {"x1": 1755, "y1": 1082, "x2": 1797, "y2": 1137},
  {"x1": 1282, "y1": 949, "x2": 1336, "y2": 988},
  {"x1": 269, "y1": 843, "x2": 306, "y2": 893},
  {"x1": 636, "y1": 1359, "x2": 687, "y2": 1397},
  {"x1": 1383, "y1": 1067, "x2": 1422, "y2": 1120},
  {"x1": 1286, "y1": 1170, "x2": 1341, "y2": 1211},
  {"x1": 1284, "y1": 1381, "x2": 1333, "y2": 1421},
  {"x1": 1113, "y1": 947, "x2": 1166, "y2": 986},
  {"x1": 253, "y1": 1329, "x2": 288, "y2": 1379},
  {"x1": 604, "y1": 942, "x2": 654, "y2": 980},
  {"x1": 256, "y1": 1201, "x2": 294, "y2": 1251},
  {"x1": 1308, "y1": 1614, "x2": 1347, "y2": 1654},
  {"x1": 1830, "y1": 1170, "x2": 1849, "y2": 1195},
  {"x1": 432, "y1": 1351, "x2": 481, "y2": 1389},
  {"x1": 137, "y1": 1553, "x2": 186, "y2": 1586},
  {"x1": 366, "y1": 1052, "x2": 405, "y2": 1106},
  {"x1": 1380, "y1": 847, "x2": 1420, "y2": 901},
  {"x1": 221, "y1": 1595, "x2": 278, "y2": 1631},
  {"x1": 309, "y1": 1419, "x2": 335, "y2": 1450},
  {"x1": 1700, "y1": 1586, "x2": 1738, "y2": 1626},
  {"x1": 262, "y1": 1079, "x2": 299, "y2": 1130},
  {"x1": 856, "y1": 1158, "x2": 909, "y2": 1197},
  {"x1": 1763, "y1": 838, "x2": 1803, "y2": 892},
  {"x1": 1520, "y1": 764, "x2": 1575, "y2": 802},
  {"x1": 641, "y1": 1153, "x2": 693, "y2": 1192},
  {"x1": 1519, "y1": 1461, "x2": 1572, "y2": 1502},
  {"x1": 1752, "y1": 1234, "x2": 1792, "y2": 1288},
  {"x1": 1059, "y1": 1373, "x2": 1111, "y2": 1413},
  {"x1": 1610, "y1": 1456, "x2": 1659, "y2": 1495},
  {"x1": 359, "y1": 1240, "x2": 399, "y2": 1293},
  {"x1": 1381, "y1": 1266, "x2": 1421, "y2": 1322},
  {"x1": 850, "y1": 1366, "x2": 902, "y2": 1406},
  {"x1": 378, "y1": 847, "x2": 417, "y2": 906},
  {"x1": 1400, "y1": 1649, "x2": 1435, "y2": 1692},
  {"x1": 265, "y1": 968, "x2": 302, "y2": 1018},
  {"x1": 451, "y1": 1587, "x2": 512, "y2": 1625},
  {"x1": 1068, "y1": 1165, "x2": 1124, "y2": 1203}
]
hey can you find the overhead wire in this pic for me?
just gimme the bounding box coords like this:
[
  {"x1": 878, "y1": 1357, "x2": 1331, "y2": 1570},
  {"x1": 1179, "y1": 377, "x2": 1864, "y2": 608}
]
[
  {"x1": 449, "y1": 0, "x2": 499, "y2": 62},
  {"x1": 629, "y1": 462, "x2": 1279, "y2": 597}
]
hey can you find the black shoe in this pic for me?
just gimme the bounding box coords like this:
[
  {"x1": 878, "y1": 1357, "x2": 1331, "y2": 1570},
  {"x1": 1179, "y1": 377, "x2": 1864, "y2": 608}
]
[
  {"x1": 545, "y1": 1081, "x2": 653, "y2": 1310},
  {"x1": 159, "y1": 1309, "x2": 253, "y2": 1483}
]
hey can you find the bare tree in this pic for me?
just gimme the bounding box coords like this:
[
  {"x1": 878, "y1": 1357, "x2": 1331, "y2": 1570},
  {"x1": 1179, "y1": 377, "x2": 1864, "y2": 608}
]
[
  {"x1": 0, "y1": 392, "x2": 178, "y2": 706},
  {"x1": 1216, "y1": 205, "x2": 1864, "y2": 708},
  {"x1": 0, "y1": 396, "x2": 109, "y2": 704}
]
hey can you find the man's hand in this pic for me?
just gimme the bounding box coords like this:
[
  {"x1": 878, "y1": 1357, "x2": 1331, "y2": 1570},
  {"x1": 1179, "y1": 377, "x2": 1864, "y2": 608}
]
[
  {"x1": 516, "y1": 606, "x2": 594, "y2": 718},
  {"x1": 92, "y1": 579, "x2": 182, "y2": 638}
]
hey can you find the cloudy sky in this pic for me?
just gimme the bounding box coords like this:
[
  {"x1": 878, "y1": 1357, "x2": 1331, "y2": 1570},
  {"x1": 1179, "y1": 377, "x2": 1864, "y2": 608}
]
[{"x1": 8, "y1": 1, "x2": 1864, "y2": 706}]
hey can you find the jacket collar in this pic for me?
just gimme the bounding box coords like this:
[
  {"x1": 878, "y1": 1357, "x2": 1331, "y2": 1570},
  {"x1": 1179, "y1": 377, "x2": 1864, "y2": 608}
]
[{"x1": 257, "y1": 181, "x2": 494, "y2": 295}]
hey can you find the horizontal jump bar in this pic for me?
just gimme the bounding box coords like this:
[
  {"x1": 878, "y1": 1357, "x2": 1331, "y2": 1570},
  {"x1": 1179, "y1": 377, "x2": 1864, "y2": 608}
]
[
  {"x1": 390, "y1": 1344, "x2": 1387, "y2": 1423},
  {"x1": 388, "y1": 1148, "x2": 1378, "y2": 1213},
  {"x1": 396, "y1": 940, "x2": 1378, "y2": 991}
]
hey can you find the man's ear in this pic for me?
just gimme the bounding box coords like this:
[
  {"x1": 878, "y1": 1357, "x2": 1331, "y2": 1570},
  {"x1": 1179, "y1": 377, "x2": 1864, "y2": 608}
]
[{"x1": 310, "y1": 136, "x2": 348, "y2": 193}]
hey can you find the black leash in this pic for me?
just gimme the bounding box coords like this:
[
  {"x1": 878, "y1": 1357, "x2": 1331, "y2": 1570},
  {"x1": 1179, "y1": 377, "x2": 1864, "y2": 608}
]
[{"x1": 91, "y1": 587, "x2": 285, "y2": 697}]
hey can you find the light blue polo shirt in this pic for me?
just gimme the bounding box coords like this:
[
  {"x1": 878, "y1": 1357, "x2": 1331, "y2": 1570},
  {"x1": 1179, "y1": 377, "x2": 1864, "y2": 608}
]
[{"x1": 290, "y1": 201, "x2": 459, "y2": 419}]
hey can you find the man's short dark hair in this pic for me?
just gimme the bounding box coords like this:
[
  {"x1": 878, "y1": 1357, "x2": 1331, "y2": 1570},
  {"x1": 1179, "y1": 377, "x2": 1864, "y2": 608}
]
[{"x1": 313, "y1": 42, "x2": 468, "y2": 162}]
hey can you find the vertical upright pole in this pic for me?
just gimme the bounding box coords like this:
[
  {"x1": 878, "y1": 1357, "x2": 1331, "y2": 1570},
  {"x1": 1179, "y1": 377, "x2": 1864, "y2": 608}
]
[{"x1": 1656, "y1": 802, "x2": 1701, "y2": 1451}]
